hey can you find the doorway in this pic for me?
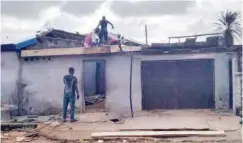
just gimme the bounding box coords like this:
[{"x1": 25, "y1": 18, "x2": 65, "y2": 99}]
[
  {"x1": 83, "y1": 60, "x2": 106, "y2": 112},
  {"x1": 229, "y1": 59, "x2": 233, "y2": 109}
]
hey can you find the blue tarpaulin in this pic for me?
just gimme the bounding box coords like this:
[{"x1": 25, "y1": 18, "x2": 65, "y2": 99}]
[{"x1": 16, "y1": 38, "x2": 37, "y2": 49}]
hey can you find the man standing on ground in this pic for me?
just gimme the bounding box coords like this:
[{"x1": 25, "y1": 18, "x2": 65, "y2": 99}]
[
  {"x1": 96, "y1": 16, "x2": 114, "y2": 44},
  {"x1": 63, "y1": 67, "x2": 79, "y2": 122}
]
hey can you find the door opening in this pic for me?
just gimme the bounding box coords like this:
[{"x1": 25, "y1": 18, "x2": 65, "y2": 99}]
[
  {"x1": 83, "y1": 60, "x2": 105, "y2": 112},
  {"x1": 229, "y1": 59, "x2": 233, "y2": 109}
]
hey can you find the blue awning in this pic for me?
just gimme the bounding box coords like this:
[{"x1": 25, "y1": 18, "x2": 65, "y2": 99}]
[{"x1": 16, "y1": 38, "x2": 37, "y2": 49}]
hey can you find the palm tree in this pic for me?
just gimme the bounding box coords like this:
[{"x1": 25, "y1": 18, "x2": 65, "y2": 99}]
[{"x1": 215, "y1": 11, "x2": 242, "y2": 46}]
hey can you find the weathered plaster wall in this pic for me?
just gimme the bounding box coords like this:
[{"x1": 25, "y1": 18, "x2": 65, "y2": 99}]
[
  {"x1": 232, "y1": 55, "x2": 241, "y2": 113},
  {"x1": 233, "y1": 73, "x2": 242, "y2": 111},
  {"x1": 1, "y1": 52, "x2": 20, "y2": 105},
  {"x1": 105, "y1": 56, "x2": 131, "y2": 115},
  {"x1": 105, "y1": 52, "x2": 233, "y2": 115},
  {"x1": 20, "y1": 56, "x2": 108, "y2": 115},
  {"x1": 21, "y1": 56, "x2": 83, "y2": 115}
]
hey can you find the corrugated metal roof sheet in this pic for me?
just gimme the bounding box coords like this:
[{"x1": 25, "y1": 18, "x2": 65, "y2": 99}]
[{"x1": 16, "y1": 38, "x2": 37, "y2": 50}]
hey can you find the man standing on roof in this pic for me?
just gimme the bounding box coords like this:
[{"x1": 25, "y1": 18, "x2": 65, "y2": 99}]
[{"x1": 96, "y1": 16, "x2": 114, "y2": 44}]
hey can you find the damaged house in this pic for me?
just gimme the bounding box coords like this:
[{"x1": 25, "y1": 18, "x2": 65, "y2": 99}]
[{"x1": 1, "y1": 30, "x2": 242, "y2": 116}]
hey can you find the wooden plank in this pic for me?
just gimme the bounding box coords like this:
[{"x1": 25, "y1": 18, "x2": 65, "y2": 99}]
[
  {"x1": 119, "y1": 127, "x2": 210, "y2": 131},
  {"x1": 21, "y1": 45, "x2": 141, "y2": 57},
  {"x1": 21, "y1": 47, "x2": 111, "y2": 57},
  {"x1": 20, "y1": 46, "x2": 142, "y2": 57},
  {"x1": 91, "y1": 131, "x2": 225, "y2": 138}
]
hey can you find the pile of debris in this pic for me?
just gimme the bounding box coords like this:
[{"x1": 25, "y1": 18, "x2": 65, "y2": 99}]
[
  {"x1": 1, "y1": 104, "x2": 18, "y2": 122},
  {"x1": 85, "y1": 95, "x2": 105, "y2": 105}
]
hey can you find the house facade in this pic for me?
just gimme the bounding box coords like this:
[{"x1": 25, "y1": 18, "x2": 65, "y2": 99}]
[{"x1": 1, "y1": 43, "x2": 242, "y2": 116}]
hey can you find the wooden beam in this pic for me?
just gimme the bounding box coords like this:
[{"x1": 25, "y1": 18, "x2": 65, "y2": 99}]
[
  {"x1": 21, "y1": 46, "x2": 142, "y2": 57},
  {"x1": 21, "y1": 47, "x2": 110, "y2": 57},
  {"x1": 91, "y1": 131, "x2": 225, "y2": 138},
  {"x1": 1, "y1": 123, "x2": 37, "y2": 131},
  {"x1": 119, "y1": 127, "x2": 210, "y2": 131}
]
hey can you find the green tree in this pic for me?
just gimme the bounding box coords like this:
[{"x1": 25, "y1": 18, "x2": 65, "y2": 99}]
[{"x1": 215, "y1": 11, "x2": 242, "y2": 46}]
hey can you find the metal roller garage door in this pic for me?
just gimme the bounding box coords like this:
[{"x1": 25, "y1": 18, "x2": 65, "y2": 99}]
[{"x1": 141, "y1": 59, "x2": 215, "y2": 110}]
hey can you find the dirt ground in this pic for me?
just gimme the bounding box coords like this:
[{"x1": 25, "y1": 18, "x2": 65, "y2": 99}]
[{"x1": 1, "y1": 110, "x2": 242, "y2": 143}]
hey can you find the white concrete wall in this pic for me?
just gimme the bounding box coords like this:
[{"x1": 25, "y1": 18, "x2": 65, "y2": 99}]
[
  {"x1": 21, "y1": 56, "x2": 83, "y2": 114},
  {"x1": 232, "y1": 55, "x2": 241, "y2": 113},
  {"x1": 214, "y1": 54, "x2": 230, "y2": 109},
  {"x1": 105, "y1": 56, "x2": 131, "y2": 115},
  {"x1": 233, "y1": 72, "x2": 242, "y2": 112},
  {"x1": 1, "y1": 52, "x2": 20, "y2": 105},
  {"x1": 21, "y1": 56, "x2": 109, "y2": 115}
]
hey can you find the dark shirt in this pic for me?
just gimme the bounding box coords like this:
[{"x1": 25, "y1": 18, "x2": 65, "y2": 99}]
[
  {"x1": 63, "y1": 75, "x2": 77, "y2": 94},
  {"x1": 100, "y1": 20, "x2": 108, "y2": 31}
]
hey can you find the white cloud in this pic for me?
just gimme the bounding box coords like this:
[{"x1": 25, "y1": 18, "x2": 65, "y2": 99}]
[
  {"x1": 1, "y1": 0, "x2": 242, "y2": 44},
  {"x1": 1, "y1": 5, "x2": 64, "y2": 43}
]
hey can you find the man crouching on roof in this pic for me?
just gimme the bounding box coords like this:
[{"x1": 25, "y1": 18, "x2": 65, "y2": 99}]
[
  {"x1": 92, "y1": 28, "x2": 100, "y2": 47},
  {"x1": 62, "y1": 67, "x2": 80, "y2": 123}
]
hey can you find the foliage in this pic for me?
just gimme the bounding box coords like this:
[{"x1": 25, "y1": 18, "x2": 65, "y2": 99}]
[{"x1": 214, "y1": 11, "x2": 242, "y2": 46}]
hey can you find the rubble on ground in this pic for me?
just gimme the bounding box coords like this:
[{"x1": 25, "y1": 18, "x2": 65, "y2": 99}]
[
  {"x1": 85, "y1": 95, "x2": 105, "y2": 105},
  {"x1": 1, "y1": 110, "x2": 242, "y2": 143},
  {"x1": 1, "y1": 104, "x2": 18, "y2": 122}
]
